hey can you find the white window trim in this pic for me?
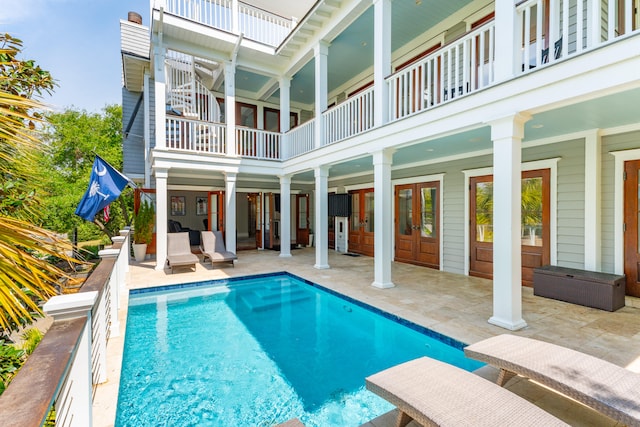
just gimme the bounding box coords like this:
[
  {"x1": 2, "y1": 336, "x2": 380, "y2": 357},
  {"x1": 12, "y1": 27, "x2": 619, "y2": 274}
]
[
  {"x1": 462, "y1": 158, "x2": 560, "y2": 275},
  {"x1": 392, "y1": 174, "x2": 445, "y2": 270},
  {"x1": 610, "y1": 148, "x2": 640, "y2": 275}
]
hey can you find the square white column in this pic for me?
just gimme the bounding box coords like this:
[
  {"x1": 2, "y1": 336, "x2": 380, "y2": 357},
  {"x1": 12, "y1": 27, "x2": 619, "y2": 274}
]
[
  {"x1": 279, "y1": 175, "x2": 292, "y2": 258},
  {"x1": 493, "y1": 0, "x2": 518, "y2": 82},
  {"x1": 488, "y1": 113, "x2": 530, "y2": 330},
  {"x1": 225, "y1": 172, "x2": 237, "y2": 254},
  {"x1": 314, "y1": 166, "x2": 330, "y2": 269},
  {"x1": 225, "y1": 61, "x2": 237, "y2": 157},
  {"x1": 373, "y1": 0, "x2": 391, "y2": 127},
  {"x1": 314, "y1": 42, "x2": 329, "y2": 149},
  {"x1": 153, "y1": 47, "x2": 167, "y2": 149},
  {"x1": 155, "y1": 168, "x2": 168, "y2": 271},
  {"x1": 372, "y1": 149, "x2": 395, "y2": 289},
  {"x1": 279, "y1": 77, "x2": 291, "y2": 159}
]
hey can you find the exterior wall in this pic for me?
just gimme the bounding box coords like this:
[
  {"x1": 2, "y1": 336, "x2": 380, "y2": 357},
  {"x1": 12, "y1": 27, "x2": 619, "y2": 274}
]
[
  {"x1": 601, "y1": 130, "x2": 640, "y2": 273},
  {"x1": 122, "y1": 88, "x2": 145, "y2": 178}
]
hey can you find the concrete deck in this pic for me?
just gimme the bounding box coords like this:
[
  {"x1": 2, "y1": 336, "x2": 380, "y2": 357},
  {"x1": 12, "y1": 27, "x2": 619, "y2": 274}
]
[{"x1": 95, "y1": 248, "x2": 640, "y2": 426}]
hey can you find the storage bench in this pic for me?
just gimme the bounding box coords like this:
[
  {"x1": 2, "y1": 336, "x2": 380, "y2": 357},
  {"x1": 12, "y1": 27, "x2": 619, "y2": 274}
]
[{"x1": 533, "y1": 265, "x2": 625, "y2": 311}]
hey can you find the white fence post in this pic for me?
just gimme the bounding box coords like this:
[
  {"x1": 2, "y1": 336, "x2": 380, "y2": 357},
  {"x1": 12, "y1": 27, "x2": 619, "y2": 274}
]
[
  {"x1": 99, "y1": 248, "x2": 121, "y2": 338},
  {"x1": 44, "y1": 292, "x2": 98, "y2": 427}
]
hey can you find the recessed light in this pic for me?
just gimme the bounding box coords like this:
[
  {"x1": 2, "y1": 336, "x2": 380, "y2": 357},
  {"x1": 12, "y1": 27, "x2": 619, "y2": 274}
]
[
  {"x1": 532, "y1": 124, "x2": 544, "y2": 128},
  {"x1": 426, "y1": 148, "x2": 434, "y2": 152},
  {"x1": 416, "y1": 0, "x2": 422, "y2": 4},
  {"x1": 361, "y1": 41, "x2": 367, "y2": 47},
  {"x1": 468, "y1": 137, "x2": 482, "y2": 142}
]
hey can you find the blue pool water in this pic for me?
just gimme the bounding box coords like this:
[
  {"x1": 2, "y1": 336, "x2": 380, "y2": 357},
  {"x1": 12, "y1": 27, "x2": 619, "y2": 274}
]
[{"x1": 116, "y1": 273, "x2": 483, "y2": 427}]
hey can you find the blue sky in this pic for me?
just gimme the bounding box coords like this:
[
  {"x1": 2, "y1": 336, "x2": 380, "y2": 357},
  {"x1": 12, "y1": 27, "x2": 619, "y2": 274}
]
[{"x1": 3, "y1": 0, "x2": 149, "y2": 113}]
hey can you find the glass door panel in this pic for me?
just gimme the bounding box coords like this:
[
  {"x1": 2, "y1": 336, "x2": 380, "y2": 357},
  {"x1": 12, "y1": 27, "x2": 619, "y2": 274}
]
[
  {"x1": 398, "y1": 188, "x2": 413, "y2": 236},
  {"x1": 420, "y1": 186, "x2": 436, "y2": 238}
]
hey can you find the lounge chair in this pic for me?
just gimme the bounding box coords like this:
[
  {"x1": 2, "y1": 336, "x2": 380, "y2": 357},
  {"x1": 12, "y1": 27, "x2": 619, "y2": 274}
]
[
  {"x1": 464, "y1": 334, "x2": 640, "y2": 427},
  {"x1": 200, "y1": 230, "x2": 237, "y2": 267},
  {"x1": 365, "y1": 356, "x2": 569, "y2": 427},
  {"x1": 166, "y1": 232, "x2": 198, "y2": 273}
]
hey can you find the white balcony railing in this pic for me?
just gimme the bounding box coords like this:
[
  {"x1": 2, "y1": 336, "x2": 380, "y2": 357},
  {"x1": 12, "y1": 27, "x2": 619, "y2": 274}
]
[
  {"x1": 237, "y1": 127, "x2": 281, "y2": 159},
  {"x1": 166, "y1": 116, "x2": 227, "y2": 154},
  {"x1": 323, "y1": 88, "x2": 375, "y2": 146},
  {"x1": 518, "y1": 0, "x2": 639, "y2": 72},
  {"x1": 238, "y1": 3, "x2": 293, "y2": 47},
  {"x1": 387, "y1": 22, "x2": 495, "y2": 122},
  {"x1": 163, "y1": 0, "x2": 294, "y2": 47},
  {"x1": 286, "y1": 119, "x2": 315, "y2": 159}
]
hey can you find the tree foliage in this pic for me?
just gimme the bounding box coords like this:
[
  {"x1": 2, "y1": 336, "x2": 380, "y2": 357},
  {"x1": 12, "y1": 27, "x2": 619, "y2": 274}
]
[
  {"x1": 0, "y1": 34, "x2": 81, "y2": 335},
  {"x1": 37, "y1": 104, "x2": 131, "y2": 241}
]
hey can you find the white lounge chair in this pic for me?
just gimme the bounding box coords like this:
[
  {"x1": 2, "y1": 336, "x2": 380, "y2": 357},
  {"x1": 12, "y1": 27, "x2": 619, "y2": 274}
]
[
  {"x1": 366, "y1": 356, "x2": 569, "y2": 427},
  {"x1": 166, "y1": 232, "x2": 198, "y2": 273},
  {"x1": 464, "y1": 334, "x2": 640, "y2": 427},
  {"x1": 200, "y1": 230, "x2": 236, "y2": 267}
]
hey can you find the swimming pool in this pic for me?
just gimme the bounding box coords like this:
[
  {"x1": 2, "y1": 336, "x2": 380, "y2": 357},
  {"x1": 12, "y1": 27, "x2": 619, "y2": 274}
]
[{"x1": 116, "y1": 272, "x2": 483, "y2": 427}]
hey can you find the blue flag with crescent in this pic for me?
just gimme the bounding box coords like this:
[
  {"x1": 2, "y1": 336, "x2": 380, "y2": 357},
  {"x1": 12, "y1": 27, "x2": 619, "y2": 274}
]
[{"x1": 75, "y1": 156, "x2": 131, "y2": 221}]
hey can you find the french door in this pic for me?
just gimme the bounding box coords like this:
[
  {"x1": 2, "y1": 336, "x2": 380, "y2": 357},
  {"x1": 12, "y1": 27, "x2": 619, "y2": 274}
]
[
  {"x1": 247, "y1": 193, "x2": 262, "y2": 249},
  {"x1": 623, "y1": 160, "x2": 640, "y2": 297},
  {"x1": 264, "y1": 192, "x2": 275, "y2": 249},
  {"x1": 207, "y1": 191, "x2": 224, "y2": 234},
  {"x1": 469, "y1": 169, "x2": 550, "y2": 286},
  {"x1": 348, "y1": 188, "x2": 374, "y2": 256},
  {"x1": 395, "y1": 182, "x2": 440, "y2": 269},
  {"x1": 296, "y1": 194, "x2": 310, "y2": 246}
]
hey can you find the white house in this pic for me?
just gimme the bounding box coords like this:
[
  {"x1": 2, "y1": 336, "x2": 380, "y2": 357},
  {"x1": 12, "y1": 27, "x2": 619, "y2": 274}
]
[{"x1": 120, "y1": 0, "x2": 640, "y2": 330}]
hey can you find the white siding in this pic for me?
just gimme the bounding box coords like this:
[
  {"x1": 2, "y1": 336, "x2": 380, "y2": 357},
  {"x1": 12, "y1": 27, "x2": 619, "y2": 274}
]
[
  {"x1": 120, "y1": 20, "x2": 150, "y2": 58},
  {"x1": 122, "y1": 88, "x2": 145, "y2": 178}
]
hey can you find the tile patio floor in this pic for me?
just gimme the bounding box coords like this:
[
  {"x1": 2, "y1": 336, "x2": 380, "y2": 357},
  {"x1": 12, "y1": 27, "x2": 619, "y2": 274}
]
[{"x1": 95, "y1": 247, "x2": 640, "y2": 426}]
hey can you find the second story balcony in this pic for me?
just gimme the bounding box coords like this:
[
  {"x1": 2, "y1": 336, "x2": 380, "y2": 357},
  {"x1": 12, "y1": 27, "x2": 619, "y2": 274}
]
[
  {"x1": 156, "y1": 0, "x2": 298, "y2": 47},
  {"x1": 148, "y1": 0, "x2": 639, "y2": 164}
]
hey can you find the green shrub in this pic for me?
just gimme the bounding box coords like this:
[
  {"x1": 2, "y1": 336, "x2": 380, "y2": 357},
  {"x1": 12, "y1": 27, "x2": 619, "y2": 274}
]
[
  {"x1": 0, "y1": 339, "x2": 25, "y2": 395},
  {"x1": 21, "y1": 328, "x2": 42, "y2": 355}
]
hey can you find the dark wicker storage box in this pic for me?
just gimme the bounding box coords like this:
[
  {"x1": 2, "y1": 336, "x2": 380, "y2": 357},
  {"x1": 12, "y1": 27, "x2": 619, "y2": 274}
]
[{"x1": 533, "y1": 265, "x2": 625, "y2": 312}]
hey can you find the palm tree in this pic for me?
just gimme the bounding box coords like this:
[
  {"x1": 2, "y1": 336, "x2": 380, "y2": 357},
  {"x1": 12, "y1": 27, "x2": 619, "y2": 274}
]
[{"x1": 0, "y1": 35, "x2": 78, "y2": 335}]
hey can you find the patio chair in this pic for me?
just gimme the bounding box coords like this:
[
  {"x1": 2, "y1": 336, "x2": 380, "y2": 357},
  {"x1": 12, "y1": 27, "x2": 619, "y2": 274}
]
[
  {"x1": 365, "y1": 356, "x2": 569, "y2": 427},
  {"x1": 200, "y1": 230, "x2": 237, "y2": 267},
  {"x1": 166, "y1": 232, "x2": 198, "y2": 273},
  {"x1": 464, "y1": 334, "x2": 640, "y2": 427}
]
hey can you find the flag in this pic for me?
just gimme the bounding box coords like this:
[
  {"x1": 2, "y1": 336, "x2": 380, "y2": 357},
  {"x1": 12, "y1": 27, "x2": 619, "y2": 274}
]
[
  {"x1": 75, "y1": 156, "x2": 131, "y2": 222},
  {"x1": 103, "y1": 204, "x2": 110, "y2": 223}
]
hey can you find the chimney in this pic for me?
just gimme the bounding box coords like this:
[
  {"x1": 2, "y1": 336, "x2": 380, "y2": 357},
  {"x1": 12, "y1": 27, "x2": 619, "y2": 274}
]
[{"x1": 128, "y1": 11, "x2": 142, "y2": 25}]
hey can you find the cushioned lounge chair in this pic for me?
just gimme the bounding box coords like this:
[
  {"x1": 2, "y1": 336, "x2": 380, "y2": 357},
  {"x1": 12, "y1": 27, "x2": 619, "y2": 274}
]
[
  {"x1": 464, "y1": 334, "x2": 640, "y2": 427},
  {"x1": 200, "y1": 230, "x2": 237, "y2": 267},
  {"x1": 166, "y1": 232, "x2": 198, "y2": 273},
  {"x1": 365, "y1": 356, "x2": 569, "y2": 427}
]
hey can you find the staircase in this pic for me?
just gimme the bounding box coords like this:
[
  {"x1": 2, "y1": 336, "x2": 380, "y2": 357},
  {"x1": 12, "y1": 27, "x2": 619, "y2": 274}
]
[
  {"x1": 238, "y1": 280, "x2": 313, "y2": 312},
  {"x1": 166, "y1": 52, "x2": 221, "y2": 123}
]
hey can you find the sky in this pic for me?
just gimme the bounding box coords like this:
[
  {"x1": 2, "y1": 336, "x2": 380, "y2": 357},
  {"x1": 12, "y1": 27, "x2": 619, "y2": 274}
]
[{"x1": 3, "y1": 0, "x2": 150, "y2": 113}]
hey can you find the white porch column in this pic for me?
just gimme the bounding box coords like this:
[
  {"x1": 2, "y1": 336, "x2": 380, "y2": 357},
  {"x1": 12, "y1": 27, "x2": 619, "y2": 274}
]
[
  {"x1": 372, "y1": 149, "x2": 395, "y2": 288},
  {"x1": 314, "y1": 166, "x2": 330, "y2": 269},
  {"x1": 314, "y1": 42, "x2": 329, "y2": 149},
  {"x1": 225, "y1": 61, "x2": 237, "y2": 157},
  {"x1": 143, "y1": 71, "x2": 152, "y2": 186},
  {"x1": 584, "y1": 129, "x2": 602, "y2": 271},
  {"x1": 155, "y1": 168, "x2": 168, "y2": 271},
  {"x1": 587, "y1": 0, "x2": 602, "y2": 48},
  {"x1": 279, "y1": 175, "x2": 292, "y2": 258},
  {"x1": 280, "y1": 77, "x2": 291, "y2": 159},
  {"x1": 153, "y1": 47, "x2": 167, "y2": 149},
  {"x1": 493, "y1": 0, "x2": 518, "y2": 82},
  {"x1": 231, "y1": 0, "x2": 239, "y2": 34},
  {"x1": 373, "y1": 0, "x2": 391, "y2": 127},
  {"x1": 489, "y1": 113, "x2": 529, "y2": 331},
  {"x1": 225, "y1": 172, "x2": 237, "y2": 254}
]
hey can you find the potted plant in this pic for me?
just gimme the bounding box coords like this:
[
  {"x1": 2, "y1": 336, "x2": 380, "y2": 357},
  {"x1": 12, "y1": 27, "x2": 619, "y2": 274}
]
[{"x1": 133, "y1": 200, "x2": 155, "y2": 262}]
